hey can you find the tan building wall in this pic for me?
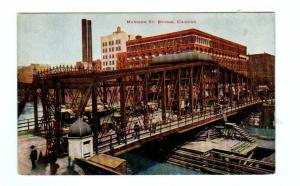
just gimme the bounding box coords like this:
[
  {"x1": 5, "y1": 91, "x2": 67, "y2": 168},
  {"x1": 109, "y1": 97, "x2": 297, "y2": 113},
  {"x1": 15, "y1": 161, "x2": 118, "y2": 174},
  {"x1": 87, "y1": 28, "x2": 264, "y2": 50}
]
[
  {"x1": 100, "y1": 26, "x2": 136, "y2": 71},
  {"x1": 18, "y1": 64, "x2": 49, "y2": 83}
]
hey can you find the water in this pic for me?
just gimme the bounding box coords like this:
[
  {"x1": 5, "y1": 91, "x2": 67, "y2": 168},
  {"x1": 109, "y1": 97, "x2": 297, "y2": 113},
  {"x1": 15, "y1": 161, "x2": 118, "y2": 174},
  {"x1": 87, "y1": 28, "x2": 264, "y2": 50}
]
[
  {"x1": 244, "y1": 126, "x2": 275, "y2": 138},
  {"x1": 240, "y1": 105, "x2": 275, "y2": 138},
  {"x1": 18, "y1": 101, "x2": 43, "y2": 121},
  {"x1": 120, "y1": 153, "x2": 204, "y2": 175}
]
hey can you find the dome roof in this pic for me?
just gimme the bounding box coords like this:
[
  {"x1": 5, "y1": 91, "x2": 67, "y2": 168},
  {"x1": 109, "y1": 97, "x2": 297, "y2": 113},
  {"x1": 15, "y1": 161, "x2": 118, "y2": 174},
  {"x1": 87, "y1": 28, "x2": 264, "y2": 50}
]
[{"x1": 68, "y1": 118, "x2": 93, "y2": 138}]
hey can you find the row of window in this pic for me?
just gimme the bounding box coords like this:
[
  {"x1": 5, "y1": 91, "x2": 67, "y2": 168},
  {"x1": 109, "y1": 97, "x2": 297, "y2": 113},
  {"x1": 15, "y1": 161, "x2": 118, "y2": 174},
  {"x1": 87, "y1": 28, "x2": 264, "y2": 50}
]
[
  {"x1": 127, "y1": 45, "x2": 245, "y2": 60},
  {"x1": 210, "y1": 41, "x2": 247, "y2": 55},
  {"x1": 102, "y1": 54, "x2": 115, "y2": 59},
  {"x1": 102, "y1": 39, "x2": 121, "y2": 47},
  {"x1": 103, "y1": 61, "x2": 115, "y2": 66},
  {"x1": 126, "y1": 35, "x2": 246, "y2": 55},
  {"x1": 196, "y1": 36, "x2": 210, "y2": 46},
  {"x1": 102, "y1": 46, "x2": 122, "y2": 53},
  {"x1": 127, "y1": 36, "x2": 194, "y2": 53},
  {"x1": 103, "y1": 67, "x2": 116, "y2": 71}
]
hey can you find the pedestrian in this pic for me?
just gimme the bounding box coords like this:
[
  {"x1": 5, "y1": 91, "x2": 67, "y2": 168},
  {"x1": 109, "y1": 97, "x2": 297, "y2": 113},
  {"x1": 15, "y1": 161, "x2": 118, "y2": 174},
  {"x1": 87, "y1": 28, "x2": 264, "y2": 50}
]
[
  {"x1": 30, "y1": 145, "x2": 38, "y2": 170},
  {"x1": 134, "y1": 122, "x2": 140, "y2": 139},
  {"x1": 49, "y1": 150, "x2": 58, "y2": 175},
  {"x1": 115, "y1": 126, "x2": 121, "y2": 144}
]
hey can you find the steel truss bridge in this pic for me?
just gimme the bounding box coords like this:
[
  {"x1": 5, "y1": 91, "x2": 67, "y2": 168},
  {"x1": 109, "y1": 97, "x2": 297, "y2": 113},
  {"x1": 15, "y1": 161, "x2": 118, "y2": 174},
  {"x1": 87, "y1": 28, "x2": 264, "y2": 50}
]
[{"x1": 28, "y1": 58, "x2": 262, "y2": 157}]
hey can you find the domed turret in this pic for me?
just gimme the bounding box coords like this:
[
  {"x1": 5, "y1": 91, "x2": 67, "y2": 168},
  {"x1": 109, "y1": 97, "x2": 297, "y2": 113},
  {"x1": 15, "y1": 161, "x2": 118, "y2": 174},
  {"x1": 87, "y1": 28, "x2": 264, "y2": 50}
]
[{"x1": 68, "y1": 118, "x2": 93, "y2": 138}]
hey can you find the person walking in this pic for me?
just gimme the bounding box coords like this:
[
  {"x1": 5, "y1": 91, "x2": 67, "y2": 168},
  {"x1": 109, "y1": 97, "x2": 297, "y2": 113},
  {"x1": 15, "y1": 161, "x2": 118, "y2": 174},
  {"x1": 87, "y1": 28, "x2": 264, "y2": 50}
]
[
  {"x1": 30, "y1": 145, "x2": 38, "y2": 170},
  {"x1": 49, "y1": 150, "x2": 59, "y2": 175},
  {"x1": 134, "y1": 122, "x2": 140, "y2": 139}
]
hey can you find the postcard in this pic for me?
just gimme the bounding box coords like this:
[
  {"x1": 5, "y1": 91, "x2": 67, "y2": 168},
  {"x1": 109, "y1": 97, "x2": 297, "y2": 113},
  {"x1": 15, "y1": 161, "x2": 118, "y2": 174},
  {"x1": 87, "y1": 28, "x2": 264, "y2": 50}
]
[{"x1": 17, "y1": 13, "x2": 275, "y2": 175}]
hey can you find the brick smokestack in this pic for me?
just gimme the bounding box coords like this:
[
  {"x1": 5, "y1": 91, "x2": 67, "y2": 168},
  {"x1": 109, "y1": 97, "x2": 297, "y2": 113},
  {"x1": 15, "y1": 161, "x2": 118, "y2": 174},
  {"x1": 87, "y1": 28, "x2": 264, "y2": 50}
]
[
  {"x1": 81, "y1": 19, "x2": 88, "y2": 62},
  {"x1": 87, "y1": 20, "x2": 93, "y2": 63}
]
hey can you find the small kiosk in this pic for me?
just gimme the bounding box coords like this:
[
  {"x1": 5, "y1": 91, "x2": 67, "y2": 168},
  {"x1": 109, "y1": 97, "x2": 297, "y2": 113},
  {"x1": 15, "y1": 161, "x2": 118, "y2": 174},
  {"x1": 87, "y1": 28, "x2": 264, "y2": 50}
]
[{"x1": 68, "y1": 118, "x2": 94, "y2": 164}]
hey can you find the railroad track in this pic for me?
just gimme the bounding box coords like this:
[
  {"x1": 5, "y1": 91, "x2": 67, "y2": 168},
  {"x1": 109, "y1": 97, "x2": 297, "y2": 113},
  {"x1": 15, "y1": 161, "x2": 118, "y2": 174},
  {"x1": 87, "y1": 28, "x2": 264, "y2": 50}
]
[{"x1": 167, "y1": 148, "x2": 274, "y2": 174}]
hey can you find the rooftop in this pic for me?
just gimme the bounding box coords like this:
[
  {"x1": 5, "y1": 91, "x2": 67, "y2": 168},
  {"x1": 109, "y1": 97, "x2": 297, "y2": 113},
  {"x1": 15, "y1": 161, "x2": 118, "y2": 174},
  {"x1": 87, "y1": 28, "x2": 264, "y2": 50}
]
[{"x1": 127, "y1": 28, "x2": 246, "y2": 48}]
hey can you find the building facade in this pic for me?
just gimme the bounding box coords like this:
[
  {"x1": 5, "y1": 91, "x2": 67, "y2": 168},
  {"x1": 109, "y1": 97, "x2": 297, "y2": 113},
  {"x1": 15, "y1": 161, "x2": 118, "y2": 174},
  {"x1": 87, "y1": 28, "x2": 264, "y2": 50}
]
[
  {"x1": 100, "y1": 27, "x2": 136, "y2": 71},
  {"x1": 248, "y1": 53, "x2": 275, "y2": 88},
  {"x1": 118, "y1": 29, "x2": 248, "y2": 75},
  {"x1": 18, "y1": 64, "x2": 49, "y2": 83}
]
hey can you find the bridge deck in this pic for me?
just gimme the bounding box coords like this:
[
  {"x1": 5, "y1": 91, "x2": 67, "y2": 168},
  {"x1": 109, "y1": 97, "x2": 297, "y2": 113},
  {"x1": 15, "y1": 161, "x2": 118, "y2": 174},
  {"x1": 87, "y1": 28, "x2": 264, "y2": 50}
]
[{"x1": 97, "y1": 100, "x2": 262, "y2": 155}]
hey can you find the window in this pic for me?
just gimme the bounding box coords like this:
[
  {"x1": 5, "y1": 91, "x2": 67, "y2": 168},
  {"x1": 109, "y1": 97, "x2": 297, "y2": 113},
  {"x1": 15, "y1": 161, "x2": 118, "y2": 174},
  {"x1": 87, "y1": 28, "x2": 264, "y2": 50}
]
[
  {"x1": 83, "y1": 141, "x2": 91, "y2": 158},
  {"x1": 116, "y1": 39, "x2": 121, "y2": 44},
  {"x1": 116, "y1": 46, "x2": 121, "y2": 51}
]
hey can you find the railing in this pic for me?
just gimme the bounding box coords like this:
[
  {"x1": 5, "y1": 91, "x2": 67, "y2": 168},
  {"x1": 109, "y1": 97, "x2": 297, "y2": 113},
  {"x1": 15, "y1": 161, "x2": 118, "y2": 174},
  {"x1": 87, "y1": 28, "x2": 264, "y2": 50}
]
[
  {"x1": 17, "y1": 116, "x2": 54, "y2": 133},
  {"x1": 34, "y1": 65, "x2": 102, "y2": 79},
  {"x1": 17, "y1": 99, "x2": 262, "y2": 150},
  {"x1": 97, "y1": 98, "x2": 263, "y2": 153},
  {"x1": 18, "y1": 117, "x2": 43, "y2": 132}
]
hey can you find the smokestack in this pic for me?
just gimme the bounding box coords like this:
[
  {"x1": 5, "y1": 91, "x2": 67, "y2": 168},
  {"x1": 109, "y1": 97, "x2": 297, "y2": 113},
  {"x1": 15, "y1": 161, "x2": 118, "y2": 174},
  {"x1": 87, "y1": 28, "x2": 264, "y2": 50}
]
[
  {"x1": 87, "y1": 20, "x2": 92, "y2": 63},
  {"x1": 81, "y1": 19, "x2": 87, "y2": 62}
]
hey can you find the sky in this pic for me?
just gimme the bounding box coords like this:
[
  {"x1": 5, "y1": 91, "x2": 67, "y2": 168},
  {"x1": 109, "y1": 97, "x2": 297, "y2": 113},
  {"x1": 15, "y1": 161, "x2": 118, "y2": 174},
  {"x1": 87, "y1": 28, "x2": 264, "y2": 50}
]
[{"x1": 17, "y1": 13, "x2": 275, "y2": 66}]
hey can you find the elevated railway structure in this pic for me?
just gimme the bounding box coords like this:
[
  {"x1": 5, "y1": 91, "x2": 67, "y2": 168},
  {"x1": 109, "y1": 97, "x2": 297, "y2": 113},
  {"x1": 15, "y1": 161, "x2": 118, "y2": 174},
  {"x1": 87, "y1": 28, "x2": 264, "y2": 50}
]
[{"x1": 27, "y1": 52, "x2": 262, "y2": 158}]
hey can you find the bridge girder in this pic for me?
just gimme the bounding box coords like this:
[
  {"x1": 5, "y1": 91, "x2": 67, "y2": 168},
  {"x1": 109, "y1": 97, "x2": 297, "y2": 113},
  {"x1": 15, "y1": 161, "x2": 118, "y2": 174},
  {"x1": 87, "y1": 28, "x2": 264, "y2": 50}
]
[{"x1": 31, "y1": 59, "x2": 254, "y2": 157}]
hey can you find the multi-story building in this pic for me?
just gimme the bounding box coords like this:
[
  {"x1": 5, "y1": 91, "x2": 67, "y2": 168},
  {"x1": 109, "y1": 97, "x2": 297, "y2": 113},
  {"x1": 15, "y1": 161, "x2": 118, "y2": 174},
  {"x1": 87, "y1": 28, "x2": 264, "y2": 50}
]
[
  {"x1": 18, "y1": 64, "x2": 49, "y2": 83},
  {"x1": 118, "y1": 28, "x2": 249, "y2": 75},
  {"x1": 100, "y1": 27, "x2": 136, "y2": 71},
  {"x1": 248, "y1": 53, "x2": 275, "y2": 88}
]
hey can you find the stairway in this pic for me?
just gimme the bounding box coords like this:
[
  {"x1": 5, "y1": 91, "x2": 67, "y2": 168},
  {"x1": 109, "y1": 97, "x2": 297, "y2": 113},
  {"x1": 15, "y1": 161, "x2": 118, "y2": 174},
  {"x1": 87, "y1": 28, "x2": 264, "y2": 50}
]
[{"x1": 225, "y1": 123, "x2": 255, "y2": 142}]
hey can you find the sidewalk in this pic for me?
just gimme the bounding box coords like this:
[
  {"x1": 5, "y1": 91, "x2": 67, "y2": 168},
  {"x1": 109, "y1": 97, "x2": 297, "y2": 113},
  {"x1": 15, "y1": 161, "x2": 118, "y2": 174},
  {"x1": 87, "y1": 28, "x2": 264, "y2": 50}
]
[{"x1": 18, "y1": 134, "x2": 84, "y2": 175}]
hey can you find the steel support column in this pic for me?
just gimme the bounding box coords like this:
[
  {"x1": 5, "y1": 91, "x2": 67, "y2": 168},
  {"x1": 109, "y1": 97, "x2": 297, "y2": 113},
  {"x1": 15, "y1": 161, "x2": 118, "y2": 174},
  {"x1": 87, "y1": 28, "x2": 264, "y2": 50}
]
[
  {"x1": 200, "y1": 65, "x2": 204, "y2": 111},
  {"x1": 33, "y1": 87, "x2": 39, "y2": 133},
  {"x1": 162, "y1": 71, "x2": 166, "y2": 122},
  {"x1": 223, "y1": 70, "x2": 226, "y2": 104},
  {"x1": 236, "y1": 74, "x2": 240, "y2": 103},
  {"x1": 216, "y1": 66, "x2": 220, "y2": 104},
  {"x1": 92, "y1": 82, "x2": 98, "y2": 153},
  {"x1": 61, "y1": 88, "x2": 65, "y2": 105},
  {"x1": 143, "y1": 73, "x2": 149, "y2": 128},
  {"x1": 230, "y1": 72, "x2": 233, "y2": 106},
  {"x1": 189, "y1": 67, "x2": 194, "y2": 113},
  {"x1": 54, "y1": 81, "x2": 62, "y2": 156},
  {"x1": 103, "y1": 82, "x2": 108, "y2": 104},
  {"x1": 134, "y1": 75, "x2": 138, "y2": 109},
  {"x1": 177, "y1": 69, "x2": 181, "y2": 120},
  {"x1": 119, "y1": 78, "x2": 127, "y2": 142}
]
